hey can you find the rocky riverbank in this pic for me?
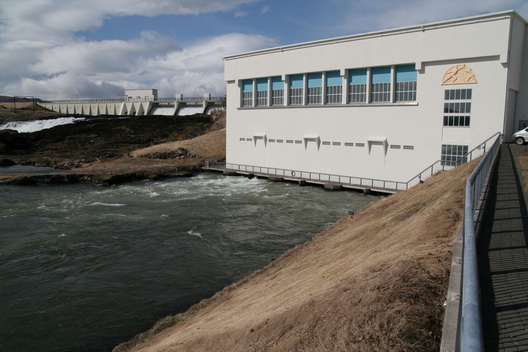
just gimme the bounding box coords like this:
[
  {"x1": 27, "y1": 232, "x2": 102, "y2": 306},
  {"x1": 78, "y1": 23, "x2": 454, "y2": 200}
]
[{"x1": 0, "y1": 107, "x2": 226, "y2": 185}]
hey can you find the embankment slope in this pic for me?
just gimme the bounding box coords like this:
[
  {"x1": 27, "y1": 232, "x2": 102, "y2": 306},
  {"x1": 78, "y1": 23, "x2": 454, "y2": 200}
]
[{"x1": 114, "y1": 159, "x2": 476, "y2": 352}]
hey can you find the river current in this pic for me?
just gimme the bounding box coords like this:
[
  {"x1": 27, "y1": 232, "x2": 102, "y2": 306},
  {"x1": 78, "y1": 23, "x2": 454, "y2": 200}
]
[{"x1": 0, "y1": 173, "x2": 379, "y2": 351}]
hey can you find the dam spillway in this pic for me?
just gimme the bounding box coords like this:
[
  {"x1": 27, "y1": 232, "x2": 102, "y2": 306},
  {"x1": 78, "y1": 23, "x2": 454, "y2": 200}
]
[{"x1": 37, "y1": 95, "x2": 225, "y2": 117}]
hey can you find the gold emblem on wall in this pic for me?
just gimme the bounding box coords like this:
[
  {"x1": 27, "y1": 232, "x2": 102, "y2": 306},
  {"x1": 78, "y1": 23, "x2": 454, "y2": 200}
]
[{"x1": 442, "y1": 64, "x2": 477, "y2": 85}]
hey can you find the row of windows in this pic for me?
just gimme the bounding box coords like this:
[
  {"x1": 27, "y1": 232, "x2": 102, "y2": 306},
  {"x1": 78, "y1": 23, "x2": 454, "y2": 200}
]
[
  {"x1": 238, "y1": 137, "x2": 415, "y2": 150},
  {"x1": 441, "y1": 144, "x2": 468, "y2": 166},
  {"x1": 241, "y1": 64, "x2": 417, "y2": 107},
  {"x1": 444, "y1": 102, "x2": 471, "y2": 114},
  {"x1": 444, "y1": 115, "x2": 471, "y2": 127},
  {"x1": 445, "y1": 89, "x2": 472, "y2": 100},
  {"x1": 443, "y1": 89, "x2": 472, "y2": 128}
]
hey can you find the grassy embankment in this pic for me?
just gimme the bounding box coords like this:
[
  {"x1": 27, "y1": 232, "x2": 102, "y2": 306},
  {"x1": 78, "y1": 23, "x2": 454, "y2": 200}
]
[{"x1": 113, "y1": 159, "x2": 476, "y2": 352}]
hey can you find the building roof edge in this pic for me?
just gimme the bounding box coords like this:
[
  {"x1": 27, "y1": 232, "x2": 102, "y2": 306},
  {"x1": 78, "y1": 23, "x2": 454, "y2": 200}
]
[{"x1": 224, "y1": 10, "x2": 526, "y2": 61}]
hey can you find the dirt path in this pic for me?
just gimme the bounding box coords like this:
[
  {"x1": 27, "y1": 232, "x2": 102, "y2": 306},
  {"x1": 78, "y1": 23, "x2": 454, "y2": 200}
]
[{"x1": 113, "y1": 159, "x2": 476, "y2": 352}]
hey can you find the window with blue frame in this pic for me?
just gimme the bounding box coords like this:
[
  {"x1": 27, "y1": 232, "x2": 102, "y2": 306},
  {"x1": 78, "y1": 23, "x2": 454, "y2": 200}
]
[
  {"x1": 271, "y1": 76, "x2": 284, "y2": 106},
  {"x1": 395, "y1": 64, "x2": 417, "y2": 102},
  {"x1": 326, "y1": 71, "x2": 342, "y2": 104},
  {"x1": 349, "y1": 69, "x2": 367, "y2": 103},
  {"x1": 256, "y1": 78, "x2": 268, "y2": 106},
  {"x1": 289, "y1": 74, "x2": 304, "y2": 105},
  {"x1": 371, "y1": 66, "x2": 391, "y2": 102},
  {"x1": 307, "y1": 72, "x2": 322, "y2": 104},
  {"x1": 242, "y1": 79, "x2": 253, "y2": 107}
]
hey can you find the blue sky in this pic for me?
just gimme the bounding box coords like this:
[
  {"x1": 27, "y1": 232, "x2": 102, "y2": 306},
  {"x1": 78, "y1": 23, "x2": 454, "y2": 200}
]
[{"x1": 1, "y1": 0, "x2": 527, "y2": 100}]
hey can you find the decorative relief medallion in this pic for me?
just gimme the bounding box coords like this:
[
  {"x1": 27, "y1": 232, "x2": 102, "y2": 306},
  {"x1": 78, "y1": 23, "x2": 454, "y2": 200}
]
[{"x1": 442, "y1": 64, "x2": 477, "y2": 85}]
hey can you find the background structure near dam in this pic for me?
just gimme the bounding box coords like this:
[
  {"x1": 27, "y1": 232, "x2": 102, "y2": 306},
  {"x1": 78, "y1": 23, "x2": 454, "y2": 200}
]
[{"x1": 37, "y1": 89, "x2": 225, "y2": 117}]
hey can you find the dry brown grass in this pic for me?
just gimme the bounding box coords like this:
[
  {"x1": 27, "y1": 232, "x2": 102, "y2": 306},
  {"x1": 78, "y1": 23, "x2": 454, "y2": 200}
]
[{"x1": 113, "y1": 158, "x2": 475, "y2": 352}]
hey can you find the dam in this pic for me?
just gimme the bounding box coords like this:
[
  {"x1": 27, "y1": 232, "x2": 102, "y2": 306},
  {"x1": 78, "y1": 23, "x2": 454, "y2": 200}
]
[{"x1": 37, "y1": 89, "x2": 225, "y2": 117}]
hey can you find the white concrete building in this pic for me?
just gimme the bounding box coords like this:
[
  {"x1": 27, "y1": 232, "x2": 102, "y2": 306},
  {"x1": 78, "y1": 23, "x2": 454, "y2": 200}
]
[
  {"x1": 124, "y1": 89, "x2": 158, "y2": 101},
  {"x1": 224, "y1": 11, "x2": 528, "y2": 188}
]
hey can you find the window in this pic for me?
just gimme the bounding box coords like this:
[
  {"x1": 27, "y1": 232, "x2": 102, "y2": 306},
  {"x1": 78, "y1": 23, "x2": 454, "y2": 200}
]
[
  {"x1": 443, "y1": 89, "x2": 472, "y2": 127},
  {"x1": 242, "y1": 79, "x2": 253, "y2": 107},
  {"x1": 326, "y1": 71, "x2": 342, "y2": 104},
  {"x1": 441, "y1": 144, "x2": 468, "y2": 166},
  {"x1": 349, "y1": 69, "x2": 367, "y2": 103},
  {"x1": 271, "y1": 76, "x2": 284, "y2": 106},
  {"x1": 289, "y1": 74, "x2": 304, "y2": 105},
  {"x1": 256, "y1": 78, "x2": 268, "y2": 106},
  {"x1": 307, "y1": 73, "x2": 322, "y2": 104},
  {"x1": 395, "y1": 65, "x2": 417, "y2": 102},
  {"x1": 371, "y1": 67, "x2": 391, "y2": 102}
]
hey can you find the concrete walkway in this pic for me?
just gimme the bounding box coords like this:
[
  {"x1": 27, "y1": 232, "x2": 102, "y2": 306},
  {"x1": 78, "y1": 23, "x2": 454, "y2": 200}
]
[{"x1": 479, "y1": 144, "x2": 528, "y2": 351}]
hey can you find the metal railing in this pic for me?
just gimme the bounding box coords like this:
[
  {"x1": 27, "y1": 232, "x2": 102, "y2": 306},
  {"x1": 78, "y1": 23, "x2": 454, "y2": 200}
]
[
  {"x1": 205, "y1": 161, "x2": 407, "y2": 192},
  {"x1": 41, "y1": 97, "x2": 225, "y2": 104},
  {"x1": 458, "y1": 133, "x2": 502, "y2": 351},
  {"x1": 206, "y1": 132, "x2": 502, "y2": 193},
  {"x1": 405, "y1": 132, "x2": 502, "y2": 186}
]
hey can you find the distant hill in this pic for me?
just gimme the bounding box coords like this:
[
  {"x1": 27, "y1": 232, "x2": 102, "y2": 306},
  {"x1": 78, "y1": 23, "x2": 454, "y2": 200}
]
[{"x1": 0, "y1": 96, "x2": 43, "y2": 103}]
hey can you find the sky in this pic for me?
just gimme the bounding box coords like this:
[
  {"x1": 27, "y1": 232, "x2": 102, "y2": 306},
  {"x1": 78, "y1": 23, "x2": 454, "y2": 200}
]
[{"x1": 0, "y1": 0, "x2": 527, "y2": 100}]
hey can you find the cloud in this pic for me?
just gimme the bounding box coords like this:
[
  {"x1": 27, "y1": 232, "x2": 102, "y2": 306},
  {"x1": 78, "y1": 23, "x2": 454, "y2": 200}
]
[
  {"x1": 1, "y1": 0, "x2": 526, "y2": 100},
  {"x1": 334, "y1": 0, "x2": 528, "y2": 34},
  {"x1": 261, "y1": 6, "x2": 271, "y2": 15},
  {"x1": 235, "y1": 11, "x2": 249, "y2": 17},
  {"x1": 5, "y1": 32, "x2": 276, "y2": 99},
  {"x1": 0, "y1": 0, "x2": 271, "y2": 99}
]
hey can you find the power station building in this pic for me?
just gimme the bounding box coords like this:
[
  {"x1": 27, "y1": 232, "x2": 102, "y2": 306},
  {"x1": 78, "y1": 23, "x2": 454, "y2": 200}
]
[{"x1": 223, "y1": 11, "x2": 528, "y2": 187}]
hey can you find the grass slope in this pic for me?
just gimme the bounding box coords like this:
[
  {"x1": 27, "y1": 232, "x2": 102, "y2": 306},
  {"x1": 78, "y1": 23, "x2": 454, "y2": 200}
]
[{"x1": 114, "y1": 159, "x2": 476, "y2": 352}]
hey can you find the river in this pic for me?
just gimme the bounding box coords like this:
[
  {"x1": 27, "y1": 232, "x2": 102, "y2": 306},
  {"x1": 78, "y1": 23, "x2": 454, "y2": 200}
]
[{"x1": 0, "y1": 173, "x2": 379, "y2": 351}]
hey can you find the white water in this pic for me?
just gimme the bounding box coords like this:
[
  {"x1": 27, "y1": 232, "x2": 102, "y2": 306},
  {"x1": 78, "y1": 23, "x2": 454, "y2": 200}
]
[
  {"x1": 150, "y1": 106, "x2": 175, "y2": 116},
  {"x1": 0, "y1": 117, "x2": 85, "y2": 133},
  {"x1": 178, "y1": 106, "x2": 204, "y2": 116}
]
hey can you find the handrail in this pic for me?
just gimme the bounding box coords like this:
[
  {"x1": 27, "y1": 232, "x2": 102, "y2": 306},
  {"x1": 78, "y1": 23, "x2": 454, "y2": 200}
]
[
  {"x1": 206, "y1": 132, "x2": 502, "y2": 193},
  {"x1": 206, "y1": 161, "x2": 407, "y2": 192},
  {"x1": 40, "y1": 97, "x2": 226, "y2": 104},
  {"x1": 457, "y1": 133, "x2": 502, "y2": 351},
  {"x1": 405, "y1": 132, "x2": 502, "y2": 187}
]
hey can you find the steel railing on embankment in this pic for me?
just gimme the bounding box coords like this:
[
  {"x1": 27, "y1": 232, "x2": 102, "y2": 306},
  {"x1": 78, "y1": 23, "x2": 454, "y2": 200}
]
[
  {"x1": 439, "y1": 132, "x2": 502, "y2": 352},
  {"x1": 205, "y1": 161, "x2": 407, "y2": 193},
  {"x1": 205, "y1": 132, "x2": 502, "y2": 194},
  {"x1": 457, "y1": 133, "x2": 501, "y2": 351}
]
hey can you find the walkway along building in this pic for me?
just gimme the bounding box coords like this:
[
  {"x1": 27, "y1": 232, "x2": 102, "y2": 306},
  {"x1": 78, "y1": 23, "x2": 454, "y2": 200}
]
[{"x1": 223, "y1": 11, "x2": 528, "y2": 187}]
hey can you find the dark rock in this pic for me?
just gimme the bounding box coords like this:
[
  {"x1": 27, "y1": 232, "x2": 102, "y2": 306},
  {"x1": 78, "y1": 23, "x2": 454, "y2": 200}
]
[
  {"x1": 0, "y1": 158, "x2": 16, "y2": 166},
  {"x1": 176, "y1": 147, "x2": 188, "y2": 156}
]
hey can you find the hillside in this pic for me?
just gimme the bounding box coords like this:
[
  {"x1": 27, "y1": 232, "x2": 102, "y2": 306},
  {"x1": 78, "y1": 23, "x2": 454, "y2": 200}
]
[
  {"x1": 0, "y1": 110, "x2": 226, "y2": 185},
  {"x1": 113, "y1": 159, "x2": 476, "y2": 352}
]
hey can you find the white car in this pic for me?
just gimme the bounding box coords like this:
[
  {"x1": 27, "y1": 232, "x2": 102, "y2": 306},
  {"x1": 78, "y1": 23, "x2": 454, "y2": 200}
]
[{"x1": 513, "y1": 128, "x2": 528, "y2": 145}]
